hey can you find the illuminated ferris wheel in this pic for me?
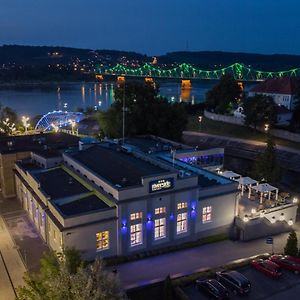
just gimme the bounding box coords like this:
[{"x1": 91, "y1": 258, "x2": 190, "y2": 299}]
[{"x1": 35, "y1": 111, "x2": 84, "y2": 131}]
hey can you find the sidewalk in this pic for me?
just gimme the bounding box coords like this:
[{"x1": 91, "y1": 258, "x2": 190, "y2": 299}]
[
  {"x1": 0, "y1": 216, "x2": 26, "y2": 300},
  {"x1": 114, "y1": 228, "x2": 296, "y2": 290}
]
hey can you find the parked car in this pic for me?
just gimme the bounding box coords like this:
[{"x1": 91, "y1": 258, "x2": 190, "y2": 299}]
[
  {"x1": 196, "y1": 279, "x2": 229, "y2": 300},
  {"x1": 216, "y1": 270, "x2": 251, "y2": 295},
  {"x1": 270, "y1": 255, "x2": 300, "y2": 274},
  {"x1": 251, "y1": 259, "x2": 282, "y2": 278}
]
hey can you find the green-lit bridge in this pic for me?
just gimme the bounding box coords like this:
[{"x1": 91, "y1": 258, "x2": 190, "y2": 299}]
[{"x1": 96, "y1": 62, "x2": 300, "y2": 81}]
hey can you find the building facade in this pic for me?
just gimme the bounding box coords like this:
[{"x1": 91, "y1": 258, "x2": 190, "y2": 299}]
[
  {"x1": 15, "y1": 137, "x2": 238, "y2": 260},
  {"x1": 249, "y1": 77, "x2": 300, "y2": 110}
]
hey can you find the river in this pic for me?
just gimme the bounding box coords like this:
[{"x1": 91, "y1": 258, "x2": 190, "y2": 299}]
[{"x1": 0, "y1": 80, "x2": 254, "y2": 117}]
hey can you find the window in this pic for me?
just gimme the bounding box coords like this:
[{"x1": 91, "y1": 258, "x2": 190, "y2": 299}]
[
  {"x1": 202, "y1": 206, "x2": 212, "y2": 223},
  {"x1": 96, "y1": 231, "x2": 109, "y2": 251},
  {"x1": 154, "y1": 218, "x2": 166, "y2": 240},
  {"x1": 130, "y1": 223, "x2": 143, "y2": 246},
  {"x1": 177, "y1": 212, "x2": 187, "y2": 234},
  {"x1": 155, "y1": 207, "x2": 166, "y2": 215},
  {"x1": 177, "y1": 202, "x2": 187, "y2": 210},
  {"x1": 130, "y1": 212, "x2": 143, "y2": 221}
]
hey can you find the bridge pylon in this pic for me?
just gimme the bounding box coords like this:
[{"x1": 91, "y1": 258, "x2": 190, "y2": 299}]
[{"x1": 182, "y1": 79, "x2": 192, "y2": 90}]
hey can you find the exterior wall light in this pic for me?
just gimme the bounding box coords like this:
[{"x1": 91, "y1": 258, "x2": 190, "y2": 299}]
[
  {"x1": 243, "y1": 215, "x2": 249, "y2": 222},
  {"x1": 251, "y1": 208, "x2": 256, "y2": 214},
  {"x1": 288, "y1": 219, "x2": 294, "y2": 226},
  {"x1": 293, "y1": 197, "x2": 298, "y2": 204},
  {"x1": 279, "y1": 213, "x2": 285, "y2": 221},
  {"x1": 270, "y1": 216, "x2": 276, "y2": 224}
]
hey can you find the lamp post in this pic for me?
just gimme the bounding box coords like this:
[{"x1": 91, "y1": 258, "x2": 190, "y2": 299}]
[
  {"x1": 198, "y1": 115, "x2": 203, "y2": 131},
  {"x1": 22, "y1": 116, "x2": 30, "y2": 135},
  {"x1": 264, "y1": 123, "x2": 269, "y2": 134}
]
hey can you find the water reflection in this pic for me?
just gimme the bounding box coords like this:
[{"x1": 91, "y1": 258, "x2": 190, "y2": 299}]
[{"x1": 0, "y1": 81, "x2": 256, "y2": 117}]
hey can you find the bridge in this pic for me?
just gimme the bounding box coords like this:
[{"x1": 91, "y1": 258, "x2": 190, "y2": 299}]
[{"x1": 96, "y1": 62, "x2": 300, "y2": 82}]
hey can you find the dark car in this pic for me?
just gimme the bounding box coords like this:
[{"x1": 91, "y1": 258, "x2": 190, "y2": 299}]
[
  {"x1": 216, "y1": 270, "x2": 251, "y2": 295},
  {"x1": 196, "y1": 279, "x2": 229, "y2": 300},
  {"x1": 270, "y1": 255, "x2": 300, "y2": 274},
  {"x1": 251, "y1": 259, "x2": 282, "y2": 278}
]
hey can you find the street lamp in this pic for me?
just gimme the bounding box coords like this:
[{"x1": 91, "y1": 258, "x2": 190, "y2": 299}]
[
  {"x1": 264, "y1": 123, "x2": 269, "y2": 133},
  {"x1": 22, "y1": 116, "x2": 30, "y2": 135},
  {"x1": 69, "y1": 119, "x2": 76, "y2": 135},
  {"x1": 198, "y1": 115, "x2": 203, "y2": 131}
]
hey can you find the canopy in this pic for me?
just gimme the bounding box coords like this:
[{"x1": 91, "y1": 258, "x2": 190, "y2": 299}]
[
  {"x1": 251, "y1": 183, "x2": 279, "y2": 204},
  {"x1": 238, "y1": 176, "x2": 258, "y2": 196},
  {"x1": 222, "y1": 170, "x2": 241, "y2": 179},
  {"x1": 238, "y1": 176, "x2": 257, "y2": 186},
  {"x1": 252, "y1": 183, "x2": 277, "y2": 193}
]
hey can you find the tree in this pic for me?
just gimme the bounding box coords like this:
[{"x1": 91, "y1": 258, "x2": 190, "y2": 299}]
[
  {"x1": 163, "y1": 275, "x2": 174, "y2": 300},
  {"x1": 284, "y1": 230, "x2": 298, "y2": 257},
  {"x1": 253, "y1": 137, "x2": 280, "y2": 184},
  {"x1": 292, "y1": 83, "x2": 300, "y2": 129},
  {"x1": 17, "y1": 249, "x2": 123, "y2": 300},
  {"x1": 0, "y1": 104, "x2": 18, "y2": 135},
  {"x1": 243, "y1": 95, "x2": 277, "y2": 130},
  {"x1": 97, "y1": 81, "x2": 187, "y2": 141},
  {"x1": 205, "y1": 74, "x2": 242, "y2": 114}
]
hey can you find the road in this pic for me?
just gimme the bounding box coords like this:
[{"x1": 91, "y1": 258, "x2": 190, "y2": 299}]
[{"x1": 183, "y1": 131, "x2": 300, "y2": 154}]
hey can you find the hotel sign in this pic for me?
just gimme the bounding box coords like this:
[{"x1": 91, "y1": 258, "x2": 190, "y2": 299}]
[{"x1": 149, "y1": 178, "x2": 174, "y2": 193}]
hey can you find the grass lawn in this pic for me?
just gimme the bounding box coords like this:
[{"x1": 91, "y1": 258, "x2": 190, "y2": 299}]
[{"x1": 186, "y1": 115, "x2": 300, "y2": 150}]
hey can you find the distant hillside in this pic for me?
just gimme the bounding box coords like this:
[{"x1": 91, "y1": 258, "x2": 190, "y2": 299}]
[
  {"x1": 159, "y1": 51, "x2": 300, "y2": 70},
  {"x1": 0, "y1": 45, "x2": 148, "y2": 65},
  {"x1": 1, "y1": 45, "x2": 300, "y2": 71}
]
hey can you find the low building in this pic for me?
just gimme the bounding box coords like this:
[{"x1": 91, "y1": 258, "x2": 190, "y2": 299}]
[
  {"x1": 0, "y1": 133, "x2": 79, "y2": 198},
  {"x1": 15, "y1": 137, "x2": 238, "y2": 260},
  {"x1": 249, "y1": 77, "x2": 300, "y2": 110}
]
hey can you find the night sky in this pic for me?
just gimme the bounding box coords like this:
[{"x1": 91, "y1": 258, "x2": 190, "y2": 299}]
[{"x1": 1, "y1": 0, "x2": 300, "y2": 55}]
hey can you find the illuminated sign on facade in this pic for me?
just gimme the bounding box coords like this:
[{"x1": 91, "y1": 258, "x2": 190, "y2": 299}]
[{"x1": 149, "y1": 178, "x2": 174, "y2": 193}]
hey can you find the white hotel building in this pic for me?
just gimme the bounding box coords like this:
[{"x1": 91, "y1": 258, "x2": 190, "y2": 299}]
[{"x1": 15, "y1": 137, "x2": 238, "y2": 260}]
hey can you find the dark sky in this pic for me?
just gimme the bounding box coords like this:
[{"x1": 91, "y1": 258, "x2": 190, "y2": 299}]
[{"x1": 1, "y1": 0, "x2": 300, "y2": 55}]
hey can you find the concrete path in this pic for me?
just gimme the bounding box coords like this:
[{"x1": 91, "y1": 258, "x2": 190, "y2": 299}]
[
  {"x1": 183, "y1": 131, "x2": 300, "y2": 155},
  {"x1": 0, "y1": 216, "x2": 26, "y2": 300},
  {"x1": 114, "y1": 228, "x2": 296, "y2": 290}
]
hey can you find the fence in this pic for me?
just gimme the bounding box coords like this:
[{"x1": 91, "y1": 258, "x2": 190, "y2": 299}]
[{"x1": 204, "y1": 110, "x2": 300, "y2": 143}]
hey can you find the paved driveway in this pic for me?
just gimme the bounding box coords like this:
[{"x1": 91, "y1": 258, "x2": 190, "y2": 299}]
[{"x1": 115, "y1": 227, "x2": 298, "y2": 289}]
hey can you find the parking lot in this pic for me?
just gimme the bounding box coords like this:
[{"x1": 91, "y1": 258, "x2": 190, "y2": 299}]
[{"x1": 184, "y1": 265, "x2": 300, "y2": 300}]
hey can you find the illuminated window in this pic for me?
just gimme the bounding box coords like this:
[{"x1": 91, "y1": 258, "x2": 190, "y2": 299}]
[
  {"x1": 202, "y1": 206, "x2": 212, "y2": 223},
  {"x1": 155, "y1": 207, "x2": 166, "y2": 215},
  {"x1": 177, "y1": 212, "x2": 187, "y2": 234},
  {"x1": 130, "y1": 223, "x2": 143, "y2": 246},
  {"x1": 154, "y1": 218, "x2": 166, "y2": 240},
  {"x1": 130, "y1": 212, "x2": 143, "y2": 221},
  {"x1": 96, "y1": 231, "x2": 109, "y2": 251},
  {"x1": 177, "y1": 202, "x2": 187, "y2": 210}
]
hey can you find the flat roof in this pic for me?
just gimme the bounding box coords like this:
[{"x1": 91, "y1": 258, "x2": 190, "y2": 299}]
[
  {"x1": 55, "y1": 194, "x2": 110, "y2": 217},
  {"x1": 71, "y1": 145, "x2": 169, "y2": 187},
  {"x1": 0, "y1": 132, "x2": 79, "y2": 154},
  {"x1": 34, "y1": 167, "x2": 89, "y2": 199}
]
